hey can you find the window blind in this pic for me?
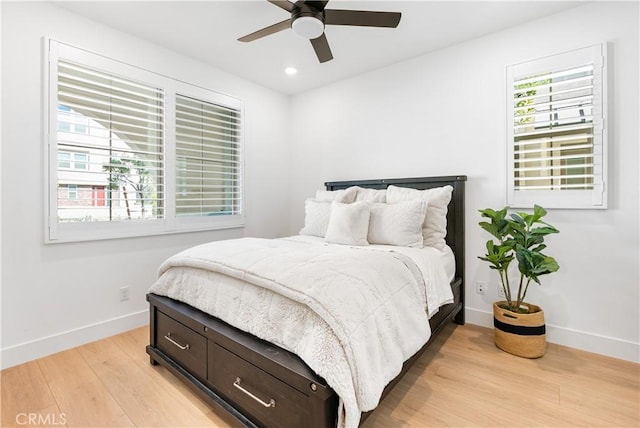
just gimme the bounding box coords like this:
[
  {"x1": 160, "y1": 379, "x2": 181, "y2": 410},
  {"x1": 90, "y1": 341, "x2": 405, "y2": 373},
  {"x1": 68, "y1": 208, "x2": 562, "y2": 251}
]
[
  {"x1": 506, "y1": 44, "x2": 606, "y2": 209},
  {"x1": 175, "y1": 94, "x2": 242, "y2": 217},
  {"x1": 48, "y1": 40, "x2": 245, "y2": 242},
  {"x1": 512, "y1": 64, "x2": 595, "y2": 190},
  {"x1": 56, "y1": 60, "x2": 164, "y2": 222}
]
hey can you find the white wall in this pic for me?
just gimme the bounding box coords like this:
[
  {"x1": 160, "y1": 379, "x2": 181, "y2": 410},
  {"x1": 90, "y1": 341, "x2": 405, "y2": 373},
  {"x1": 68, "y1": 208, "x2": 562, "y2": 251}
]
[
  {"x1": 2, "y1": 1, "x2": 638, "y2": 369},
  {"x1": 289, "y1": 2, "x2": 639, "y2": 362},
  {"x1": 0, "y1": 2, "x2": 291, "y2": 368}
]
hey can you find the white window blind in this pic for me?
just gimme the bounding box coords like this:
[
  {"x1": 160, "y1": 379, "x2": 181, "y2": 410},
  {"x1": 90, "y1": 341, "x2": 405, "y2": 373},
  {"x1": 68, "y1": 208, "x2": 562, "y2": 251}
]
[
  {"x1": 175, "y1": 94, "x2": 241, "y2": 217},
  {"x1": 56, "y1": 60, "x2": 165, "y2": 223},
  {"x1": 47, "y1": 40, "x2": 244, "y2": 243},
  {"x1": 506, "y1": 44, "x2": 607, "y2": 209}
]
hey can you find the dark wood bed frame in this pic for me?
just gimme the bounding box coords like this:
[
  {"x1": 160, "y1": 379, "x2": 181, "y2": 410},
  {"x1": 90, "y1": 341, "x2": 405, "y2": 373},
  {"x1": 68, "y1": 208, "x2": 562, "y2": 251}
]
[{"x1": 146, "y1": 175, "x2": 467, "y2": 428}]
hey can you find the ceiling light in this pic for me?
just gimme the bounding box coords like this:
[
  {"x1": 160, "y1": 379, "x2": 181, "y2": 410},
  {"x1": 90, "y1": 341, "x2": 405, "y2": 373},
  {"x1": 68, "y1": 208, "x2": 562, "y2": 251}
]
[
  {"x1": 284, "y1": 67, "x2": 298, "y2": 75},
  {"x1": 291, "y1": 16, "x2": 324, "y2": 40}
]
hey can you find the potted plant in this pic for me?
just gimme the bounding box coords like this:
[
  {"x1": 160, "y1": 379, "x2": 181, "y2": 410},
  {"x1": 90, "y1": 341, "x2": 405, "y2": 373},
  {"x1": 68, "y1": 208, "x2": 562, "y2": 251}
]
[{"x1": 478, "y1": 205, "x2": 560, "y2": 358}]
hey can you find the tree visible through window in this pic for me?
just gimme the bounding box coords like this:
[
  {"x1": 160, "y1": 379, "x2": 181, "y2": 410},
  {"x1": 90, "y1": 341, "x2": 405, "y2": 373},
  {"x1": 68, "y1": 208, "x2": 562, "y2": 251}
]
[
  {"x1": 506, "y1": 44, "x2": 606, "y2": 209},
  {"x1": 48, "y1": 40, "x2": 244, "y2": 242},
  {"x1": 55, "y1": 60, "x2": 164, "y2": 223},
  {"x1": 103, "y1": 157, "x2": 153, "y2": 220}
]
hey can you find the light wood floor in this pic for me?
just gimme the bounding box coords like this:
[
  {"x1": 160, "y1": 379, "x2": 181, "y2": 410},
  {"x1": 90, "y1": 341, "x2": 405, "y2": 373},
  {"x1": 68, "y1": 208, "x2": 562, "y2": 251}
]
[{"x1": 1, "y1": 323, "x2": 638, "y2": 427}]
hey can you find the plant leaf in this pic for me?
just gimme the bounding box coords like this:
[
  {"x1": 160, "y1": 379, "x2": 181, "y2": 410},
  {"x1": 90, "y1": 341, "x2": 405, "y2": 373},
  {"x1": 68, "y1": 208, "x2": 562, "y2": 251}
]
[
  {"x1": 533, "y1": 204, "x2": 547, "y2": 219},
  {"x1": 531, "y1": 226, "x2": 559, "y2": 236},
  {"x1": 531, "y1": 244, "x2": 547, "y2": 252},
  {"x1": 510, "y1": 213, "x2": 525, "y2": 225}
]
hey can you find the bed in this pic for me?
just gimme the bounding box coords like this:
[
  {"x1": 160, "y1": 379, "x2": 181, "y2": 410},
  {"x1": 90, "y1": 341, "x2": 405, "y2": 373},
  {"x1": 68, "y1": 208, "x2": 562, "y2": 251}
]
[{"x1": 146, "y1": 175, "x2": 466, "y2": 428}]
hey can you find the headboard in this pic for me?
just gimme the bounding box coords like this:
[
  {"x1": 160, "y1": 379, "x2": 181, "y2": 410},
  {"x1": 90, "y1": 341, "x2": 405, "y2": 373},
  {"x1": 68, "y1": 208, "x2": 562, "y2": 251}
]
[{"x1": 324, "y1": 175, "x2": 467, "y2": 284}]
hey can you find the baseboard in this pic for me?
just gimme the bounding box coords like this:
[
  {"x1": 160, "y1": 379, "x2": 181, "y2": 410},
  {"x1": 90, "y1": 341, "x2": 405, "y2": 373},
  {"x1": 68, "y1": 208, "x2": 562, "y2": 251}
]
[
  {"x1": 0, "y1": 309, "x2": 149, "y2": 370},
  {"x1": 465, "y1": 307, "x2": 640, "y2": 363},
  {"x1": 3, "y1": 307, "x2": 637, "y2": 369}
]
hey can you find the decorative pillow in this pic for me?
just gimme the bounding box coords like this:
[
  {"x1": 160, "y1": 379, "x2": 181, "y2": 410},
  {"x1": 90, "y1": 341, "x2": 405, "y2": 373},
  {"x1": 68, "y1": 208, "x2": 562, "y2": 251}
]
[
  {"x1": 354, "y1": 186, "x2": 387, "y2": 203},
  {"x1": 368, "y1": 200, "x2": 428, "y2": 247},
  {"x1": 315, "y1": 186, "x2": 357, "y2": 203},
  {"x1": 386, "y1": 185, "x2": 453, "y2": 250},
  {"x1": 324, "y1": 201, "x2": 371, "y2": 246},
  {"x1": 299, "y1": 199, "x2": 332, "y2": 237}
]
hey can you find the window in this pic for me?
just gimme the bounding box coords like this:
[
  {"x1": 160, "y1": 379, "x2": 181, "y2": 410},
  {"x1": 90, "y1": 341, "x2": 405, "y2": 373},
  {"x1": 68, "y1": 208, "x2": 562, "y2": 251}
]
[
  {"x1": 67, "y1": 184, "x2": 78, "y2": 200},
  {"x1": 175, "y1": 94, "x2": 241, "y2": 218},
  {"x1": 57, "y1": 105, "x2": 89, "y2": 135},
  {"x1": 58, "y1": 151, "x2": 71, "y2": 169},
  {"x1": 47, "y1": 40, "x2": 243, "y2": 242},
  {"x1": 506, "y1": 44, "x2": 607, "y2": 209},
  {"x1": 58, "y1": 151, "x2": 89, "y2": 170}
]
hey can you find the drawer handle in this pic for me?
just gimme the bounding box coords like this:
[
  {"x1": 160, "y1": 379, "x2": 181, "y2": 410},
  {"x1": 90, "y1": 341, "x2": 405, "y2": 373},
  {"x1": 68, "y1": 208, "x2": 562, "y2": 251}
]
[
  {"x1": 233, "y1": 377, "x2": 276, "y2": 408},
  {"x1": 164, "y1": 332, "x2": 190, "y2": 350}
]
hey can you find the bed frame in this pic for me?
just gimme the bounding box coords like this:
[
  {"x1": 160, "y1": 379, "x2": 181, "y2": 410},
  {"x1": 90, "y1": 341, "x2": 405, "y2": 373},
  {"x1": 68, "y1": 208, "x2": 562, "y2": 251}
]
[{"x1": 146, "y1": 175, "x2": 466, "y2": 428}]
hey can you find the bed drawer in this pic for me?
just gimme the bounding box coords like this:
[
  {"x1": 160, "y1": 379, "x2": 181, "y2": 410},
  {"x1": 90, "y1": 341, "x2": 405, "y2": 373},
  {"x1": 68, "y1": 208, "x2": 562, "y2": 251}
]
[
  {"x1": 156, "y1": 311, "x2": 207, "y2": 380},
  {"x1": 210, "y1": 342, "x2": 310, "y2": 428}
]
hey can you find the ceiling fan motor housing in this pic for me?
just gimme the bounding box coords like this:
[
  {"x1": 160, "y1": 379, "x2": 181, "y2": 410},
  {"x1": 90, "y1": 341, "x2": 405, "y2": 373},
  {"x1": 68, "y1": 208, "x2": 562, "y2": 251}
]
[
  {"x1": 291, "y1": 3, "x2": 325, "y2": 39},
  {"x1": 238, "y1": 1, "x2": 402, "y2": 63}
]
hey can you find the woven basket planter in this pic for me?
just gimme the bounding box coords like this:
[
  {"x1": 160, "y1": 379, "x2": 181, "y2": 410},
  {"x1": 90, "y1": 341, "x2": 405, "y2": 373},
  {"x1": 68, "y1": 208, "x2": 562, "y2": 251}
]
[{"x1": 493, "y1": 301, "x2": 546, "y2": 358}]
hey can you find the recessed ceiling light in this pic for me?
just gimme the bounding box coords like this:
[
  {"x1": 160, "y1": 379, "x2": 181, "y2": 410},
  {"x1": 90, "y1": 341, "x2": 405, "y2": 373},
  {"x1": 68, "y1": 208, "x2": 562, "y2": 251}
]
[{"x1": 284, "y1": 67, "x2": 298, "y2": 75}]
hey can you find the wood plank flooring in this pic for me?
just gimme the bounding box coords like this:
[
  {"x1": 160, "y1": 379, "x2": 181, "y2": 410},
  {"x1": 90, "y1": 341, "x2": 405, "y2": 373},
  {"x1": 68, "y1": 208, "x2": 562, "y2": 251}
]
[{"x1": 2, "y1": 323, "x2": 638, "y2": 427}]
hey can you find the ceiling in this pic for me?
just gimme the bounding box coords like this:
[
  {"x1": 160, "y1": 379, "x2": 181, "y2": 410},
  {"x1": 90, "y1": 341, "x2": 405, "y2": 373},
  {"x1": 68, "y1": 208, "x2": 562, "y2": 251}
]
[{"x1": 53, "y1": 0, "x2": 585, "y2": 95}]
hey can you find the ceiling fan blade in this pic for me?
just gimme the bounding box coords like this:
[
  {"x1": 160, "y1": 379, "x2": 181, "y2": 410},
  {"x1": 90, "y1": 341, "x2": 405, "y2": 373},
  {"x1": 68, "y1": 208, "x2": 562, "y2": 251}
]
[
  {"x1": 310, "y1": 33, "x2": 333, "y2": 63},
  {"x1": 324, "y1": 9, "x2": 401, "y2": 28},
  {"x1": 238, "y1": 19, "x2": 291, "y2": 42},
  {"x1": 268, "y1": 0, "x2": 295, "y2": 13},
  {"x1": 304, "y1": 1, "x2": 330, "y2": 11}
]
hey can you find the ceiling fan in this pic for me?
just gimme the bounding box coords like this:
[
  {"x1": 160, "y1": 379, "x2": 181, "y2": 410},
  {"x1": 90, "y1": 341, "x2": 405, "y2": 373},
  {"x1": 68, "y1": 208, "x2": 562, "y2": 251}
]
[{"x1": 238, "y1": 1, "x2": 401, "y2": 63}]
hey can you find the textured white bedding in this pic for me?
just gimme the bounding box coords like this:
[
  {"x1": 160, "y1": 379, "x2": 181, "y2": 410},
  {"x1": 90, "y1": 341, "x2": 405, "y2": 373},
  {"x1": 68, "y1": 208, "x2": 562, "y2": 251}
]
[
  {"x1": 288, "y1": 235, "x2": 456, "y2": 305},
  {"x1": 149, "y1": 236, "x2": 453, "y2": 428}
]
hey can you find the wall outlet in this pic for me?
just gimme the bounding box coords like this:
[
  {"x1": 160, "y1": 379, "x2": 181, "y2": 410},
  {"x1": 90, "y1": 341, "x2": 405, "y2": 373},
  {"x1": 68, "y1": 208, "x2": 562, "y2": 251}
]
[
  {"x1": 497, "y1": 285, "x2": 506, "y2": 299},
  {"x1": 119, "y1": 286, "x2": 130, "y2": 301},
  {"x1": 475, "y1": 281, "x2": 487, "y2": 295}
]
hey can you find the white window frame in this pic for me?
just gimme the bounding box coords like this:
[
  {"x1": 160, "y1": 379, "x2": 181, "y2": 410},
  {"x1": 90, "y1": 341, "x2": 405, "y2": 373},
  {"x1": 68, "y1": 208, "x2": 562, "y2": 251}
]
[
  {"x1": 506, "y1": 43, "x2": 607, "y2": 209},
  {"x1": 45, "y1": 40, "x2": 244, "y2": 243}
]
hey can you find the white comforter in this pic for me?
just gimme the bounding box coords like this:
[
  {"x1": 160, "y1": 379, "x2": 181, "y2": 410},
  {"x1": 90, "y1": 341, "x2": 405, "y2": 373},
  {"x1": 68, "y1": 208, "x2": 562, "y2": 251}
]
[{"x1": 149, "y1": 236, "x2": 453, "y2": 428}]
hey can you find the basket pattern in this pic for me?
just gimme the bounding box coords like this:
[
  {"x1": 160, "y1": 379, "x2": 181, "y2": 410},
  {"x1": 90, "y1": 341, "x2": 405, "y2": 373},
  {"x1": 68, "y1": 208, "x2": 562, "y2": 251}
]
[{"x1": 493, "y1": 301, "x2": 546, "y2": 358}]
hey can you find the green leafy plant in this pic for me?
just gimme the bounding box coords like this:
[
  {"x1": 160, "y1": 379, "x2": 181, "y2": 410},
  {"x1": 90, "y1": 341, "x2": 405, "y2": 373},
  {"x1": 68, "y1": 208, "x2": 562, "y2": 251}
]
[{"x1": 478, "y1": 205, "x2": 560, "y2": 313}]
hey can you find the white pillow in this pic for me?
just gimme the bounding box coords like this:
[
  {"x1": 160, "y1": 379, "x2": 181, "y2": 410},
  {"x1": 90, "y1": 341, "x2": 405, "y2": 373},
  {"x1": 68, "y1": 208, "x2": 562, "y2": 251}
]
[
  {"x1": 386, "y1": 185, "x2": 453, "y2": 250},
  {"x1": 325, "y1": 201, "x2": 371, "y2": 246},
  {"x1": 299, "y1": 199, "x2": 332, "y2": 237},
  {"x1": 368, "y1": 200, "x2": 428, "y2": 247},
  {"x1": 315, "y1": 186, "x2": 357, "y2": 203},
  {"x1": 354, "y1": 186, "x2": 387, "y2": 203}
]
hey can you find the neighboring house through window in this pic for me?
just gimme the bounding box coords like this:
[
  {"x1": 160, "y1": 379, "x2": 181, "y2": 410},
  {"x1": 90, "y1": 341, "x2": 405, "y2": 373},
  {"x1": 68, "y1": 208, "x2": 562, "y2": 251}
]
[{"x1": 47, "y1": 40, "x2": 243, "y2": 242}]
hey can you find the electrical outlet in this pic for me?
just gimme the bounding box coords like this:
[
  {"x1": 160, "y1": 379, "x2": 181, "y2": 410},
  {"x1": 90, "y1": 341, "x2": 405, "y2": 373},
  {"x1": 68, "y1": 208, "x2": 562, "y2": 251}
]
[
  {"x1": 497, "y1": 285, "x2": 506, "y2": 299},
  {"x1": 475, "y1": 281, "x2": 487, "y2": 295},
  {"x1": 119, "y1": 286, "x2": 130, "y2": 301}
]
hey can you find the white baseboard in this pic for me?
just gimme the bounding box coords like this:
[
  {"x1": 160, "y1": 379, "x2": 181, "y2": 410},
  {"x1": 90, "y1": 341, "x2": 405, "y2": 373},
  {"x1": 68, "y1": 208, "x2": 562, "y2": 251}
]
[
  {"x1": 2, "y1": 307, "x2": 637, "y2": 369},
  {"x1": 0, "y1": 309, "x2": 149, "y2": 370},
  {"x1": 465, "y1": 307, "x2": 640, "y2": 363}
]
